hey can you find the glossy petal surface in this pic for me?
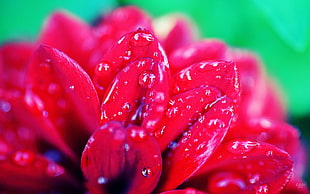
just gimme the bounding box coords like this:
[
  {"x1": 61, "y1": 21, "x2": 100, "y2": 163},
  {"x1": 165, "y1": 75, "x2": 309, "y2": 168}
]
[
  {"x1": 190, "y1": 139, "x2": 294, "y2": 194},
  {"x1": 81, "y1": 121, "x2": 162, "y2": 194}
]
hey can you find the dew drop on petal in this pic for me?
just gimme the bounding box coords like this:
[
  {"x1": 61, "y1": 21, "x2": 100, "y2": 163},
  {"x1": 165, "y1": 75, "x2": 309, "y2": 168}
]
[
  {"x1": 129, "y1": 127, "x2": 147, "y2": 142},
  {"x1": 141, "y1": 167, "x2": 153, "y2": 177},
  {"x1": 47, "y1": 162, "x2": 65, "y2": 177},
  {"x1": 130, "y1": 32, "x2": 155, "y2": 46},
  {"x1": 265, "y1": 150, "x2": 273, "y2": 157},
  {"x1": 207, "y1": 171, "x2": 246, "y2": 193},
  {"x1": 12, "y1": 150, "x2": 35, "y2": 166},
  {"x1": 96, "y1": 61, "x2": 112, "y2": 73},
  {"x1": 255, "y1": 184, "x2": 269, "y2": 194},
  {"x1": 123, "y1": 144, "x2": 130, "y2": 152},
  {"x1": 138, "y1": 70, "x2": 156, "y2": 89},
  {"x1": 121, "y1": 102, "x2": 132, "y2": 112},
  {"x1": 227, "y1": 140, "x2": 259, "y2": 155}
]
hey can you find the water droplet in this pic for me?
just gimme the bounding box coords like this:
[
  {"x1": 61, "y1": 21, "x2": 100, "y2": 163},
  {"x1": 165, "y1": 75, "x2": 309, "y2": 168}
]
[
  {"x1": 123, "y1": 144, "x2": 130, "y2": 151},
  {"x1": 122, "y1": 50, "x2": 132, "y2": 60},
  {"x1": 154, "y1": 127, "x2": 165, "y2": 138},
  {"x1": 96, "y1": 61, "x2": 111, "y2": 73},
  {"x1": 249, "y1": 173, "x2": 261, "y2": 184},
  {"x1": 138, "y1": 70, "x2": 156, "y2": 89},
  {"x1": 47, "y1": 162, "x2": 65, "y2": 177},
  {"x1": 130, "y1": 32, "x2": 155, "y2": 46},
  {"x1": 129, "y1": 127, "x2": 147, "y2": 142},
  {"x1": 0, "y1": 99, "x2": 11, "y2": 112},
  {"x1": 207, "y1": 171, "x2": 246, "y2": 193},
  {"x1": 68, "y1": 85, "x2": 75, "y2": 92},
  {"x1": 141, "y1": 167, "x2": 153, "y2": 177},
  {"x1": 121, "y1": 102, "x2": 132, "y2": 112},
  {"x1": 97, "y1": 176, "x2": 108, "y2": 185},
  {"x1": 227, "y1": 140, "x2": 259, "y2": 155},
  {"x1": 265, "y1": 150, "x2": 273, "y2": 157},
  {"x1": 12, "y1": 150, "x2": 35, "y2": 166},
  {"x1": 255, "y1": 184, "x2": 269, "y2": 194},
  {"x1": 166, "y1": 106, "x2": 179, "y2": 118}
]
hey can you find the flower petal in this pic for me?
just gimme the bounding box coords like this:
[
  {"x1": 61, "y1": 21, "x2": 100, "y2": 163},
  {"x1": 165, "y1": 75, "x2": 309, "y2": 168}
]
[
  {"x1": 169, "y1": 40, "x2": 227, "y2": 74},
  {"x1": 38, "y1": 11, "x2": 96, "y2": 75},
  {"x1": 173, "y1": 60, "x2": 240, "y2": 110},
  {"x1": 157, "y1": 97, "x2": 235, "y2": 191},
  {"x1": 24, "y1": 45, "x2": 100, "y2": 157},
  {"x1": 0, "y1": 149, "x2": 79, "y2": 192},
  {"x1": 153, "y1": 15, "x2": 196, "y2": 55},
  {"x1": 93, "y1": 28, "x2": 169, "y2": 100},
  {"x1": 81, "y1": 121, "x2": 162, "y2": 194},
  {"x1": 153, "y1": 86, "x2": 222, "y2": 151},
  {"x1": 0, "y1": 42, "x2": 35, "y2": 88},
  {"x1": 159, "y1": 188, "x2": 207, "y2": 194},
  {"x1": 189, "y1": 139, "x2": 293, "y2": 194}
]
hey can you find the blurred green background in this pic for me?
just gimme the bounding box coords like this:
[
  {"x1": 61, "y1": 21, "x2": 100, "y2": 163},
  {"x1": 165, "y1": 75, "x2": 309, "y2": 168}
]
[{"x1": 1, "y1": 0, "x2": 309, "y2": 181}]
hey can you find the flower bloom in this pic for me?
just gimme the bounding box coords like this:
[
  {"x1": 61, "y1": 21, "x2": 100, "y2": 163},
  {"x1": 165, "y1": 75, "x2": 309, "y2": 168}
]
[{"x1": 0, "y1": 6, "x2": 309, "y2": 194}]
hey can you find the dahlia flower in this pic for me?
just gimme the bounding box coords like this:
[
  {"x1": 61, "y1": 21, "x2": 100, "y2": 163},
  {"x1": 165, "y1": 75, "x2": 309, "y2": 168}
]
[{"x1": 0, "y1": 6, "x2": 308, "y2": 194}]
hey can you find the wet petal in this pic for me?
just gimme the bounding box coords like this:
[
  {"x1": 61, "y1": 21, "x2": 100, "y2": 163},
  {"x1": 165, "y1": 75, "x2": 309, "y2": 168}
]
[
  {"x1": 24, "y1": 45, "x2": 99, "y2": 157},
  {"x1": 92, "y1": 6, "x2": 152, "y2": 63},
  {"x1": 81, "y1": 121, "x2": 162, "y2": 194},
  {"x1": 93, "y1": 28, "x2": 169, "y2": 100},
  {"x1": 38, "y1": 11, "x2": 96, "y2": 75},
  {"x1": 169, "y1": 40, "x2": 227, "y2": 74},
  {"x1": 153, "y1": 86, "x2": 222, "y2": 151},
  {"x1": 189, "y1": 139, "x2": 293, "y2": 194},
  {"x1": 157, "y1": 97, "x2": 235, "y2": 191},
  {"x1": 173, "y1": 60, "x2": 240, "y2": 112},
  {"x1": 0, "y1": 149, "x2": 79, "y2": 192},
  {"x1": 159, "y1": 188, "x2": 207, "y2": 194}
]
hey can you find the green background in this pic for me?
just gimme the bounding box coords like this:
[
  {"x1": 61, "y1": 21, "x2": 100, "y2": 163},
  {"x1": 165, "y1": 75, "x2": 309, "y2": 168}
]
[{"x1": 1, "y1": 0, "x2": 309, "y2": 183}]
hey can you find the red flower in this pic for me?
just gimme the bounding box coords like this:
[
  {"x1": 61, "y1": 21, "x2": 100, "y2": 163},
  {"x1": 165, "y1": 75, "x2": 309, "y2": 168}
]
[{"x1": 0, "y1": 6, "x2": 308, "y2": 194}]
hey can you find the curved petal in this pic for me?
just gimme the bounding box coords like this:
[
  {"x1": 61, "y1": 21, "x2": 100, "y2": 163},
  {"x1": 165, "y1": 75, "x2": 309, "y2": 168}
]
[
  {"x1": 93, "y1": 28, "x2": 170, "y2": 100},
  {"x1": 0, "y1": 42, "x2": 35, "y2": 88},
  {"x1": 81, "y1": 121, "x2": 162, "y2": 194},
  {"x1": 160, "y1": 188, "x2": 207, "y2": 194},
  {"x1": 189, "y1": 139, "x2": 293, "y2": 194},
  {"x1": 100, "y1": 57, "x2": 170, "y2": 132},
  {"x1": 0, "y1": 149, "x2": 79, "y2": 193},
  {"x1": 91, "y1": 6, "x2": 153, "y2": 65},
  {"x1": 153, "y1": 86, "x2": 222, "y2": 151},
  {"x1": 38, "y1": 11, "x2": 96, "y2": 76},
  {"x1": 172, "y1": 60, "x2": 240, "y2": 108},
  {"x1": 24, "y1": 45, "x2": 100, "y2": 157},
  {"x1": 153, "y1": 14, "x2": 196, "y2": 55},
  {"x1": 169, "y1": 40, "x2": 227, "y2": 74},
  {"x1": 156, "y1": 97, "x2": 235, "y2": 191}
]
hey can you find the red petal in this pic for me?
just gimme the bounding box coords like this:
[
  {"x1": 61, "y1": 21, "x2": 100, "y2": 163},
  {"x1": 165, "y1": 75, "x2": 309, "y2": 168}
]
[
  {"x1": 157, "y1": 97, "x2": 235, "y2": 191},
  {"x1": 90, "y1": 6, "x2": 152, "y2": 68},
  {"x1": 93, "y1": 29, "x2": 169, "y2": 99},
  {"x1": 172, "y1": 60, "x2": 240, "y2": 110},
  {"x1": 189, "y1": 139, "x2": 293, "y2": 194},
  {"x1": 0, "y1": 149, "x2": 79, "y2": 192},
  {"x1": 100, "y1": 57, "x2": 169, "y2": 132},
  {"x1": 153, "y1": 86, "x2": 222, "y2": 151},
  {"x1": 0, "y1": 42, "x2": 35, "y2": 88},
  {"x1": 38, "y1": 11, "x2": 96, "y2": 76},
  {"x1": 169, "y1": 40, "x2": 227, "y2": 74},
  {"x1": 24, "y1": 45, "x2": 99, "y2": 157},
  {"x1": 153, "y1": 15, "x2": 196, "y2": 56},
  {"x1": 225, "y1": 118, "x2": 300, "y2": 155},
  {"x1": 81, "y1": 121, "x2": 162, "y2": 194},
  {"x1": 281, "y1": 175, "x2": 310, "y2": 194},
  {"x1": 160, "y1": 188, "x2": 207, "y2": 194}
]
